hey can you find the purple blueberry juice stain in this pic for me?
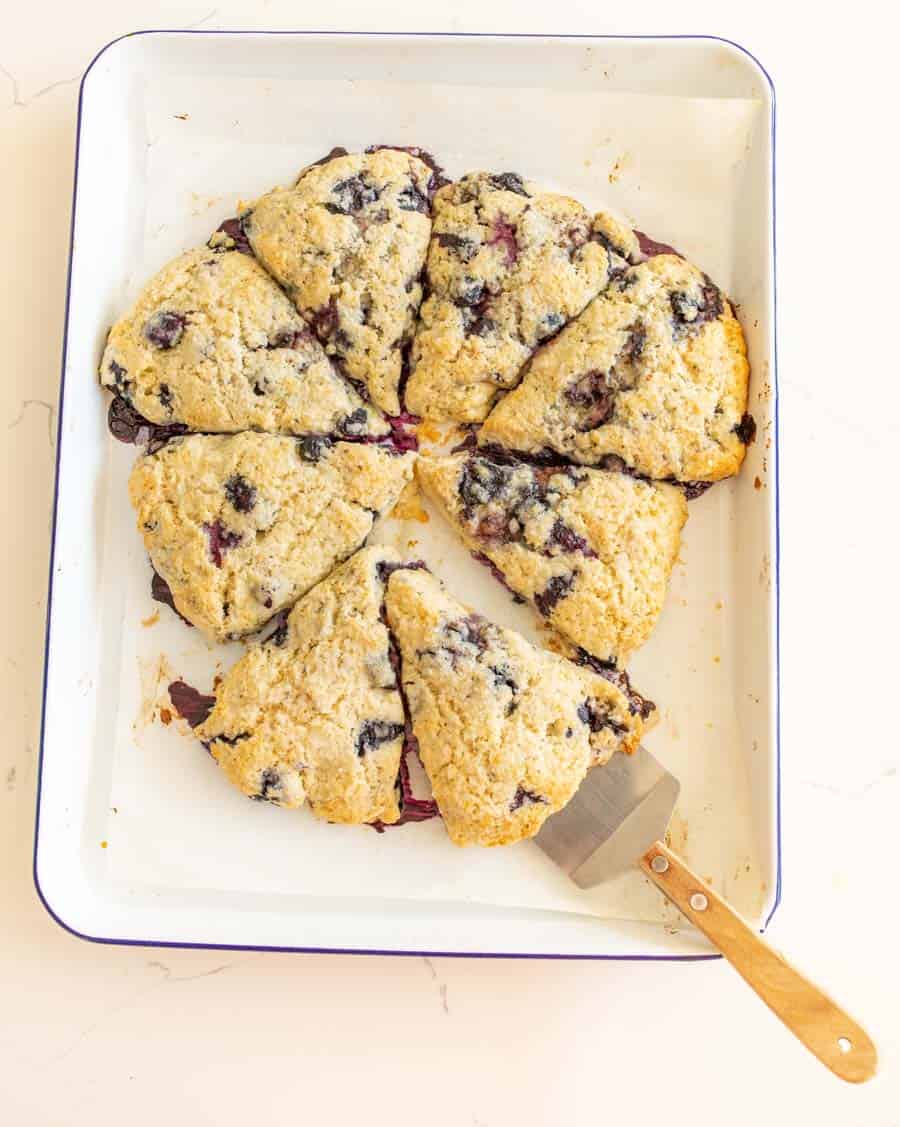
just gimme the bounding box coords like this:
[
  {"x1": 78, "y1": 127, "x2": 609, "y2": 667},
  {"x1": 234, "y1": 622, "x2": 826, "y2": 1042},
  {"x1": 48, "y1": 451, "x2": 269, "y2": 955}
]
[
  {"x1": 150, "y1": 568, "x2": 193, "y2": 627},
  {"x1": 488, "y1": 216, "x2": 518, "y2": 267},
  {"x1": 310, "y1": 297, "x2": 339, "y2": 341},
  {"x1": 634, "y1": 230, "x2": 681, "y2": 259},
  {"x1": 202, "y1": 521, "x2": 242, "y2": 568},
  {"x1": 168, "y1": 680, "x2": 216, "y2": 728},
  {"x1": 470, "y1": 552, "x2": 527, "y2": 605}
]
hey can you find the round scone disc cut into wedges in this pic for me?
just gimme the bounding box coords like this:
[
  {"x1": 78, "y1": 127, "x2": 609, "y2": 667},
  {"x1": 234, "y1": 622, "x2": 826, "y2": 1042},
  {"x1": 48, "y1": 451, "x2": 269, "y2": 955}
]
[
  {"x1": 129, "y1": 433, "x2": 415, "y2": 641},
  {"x1": 416, "y1": 452, "x2": 687, "y2": 665},
  {"x1": 194, "y1": 547, "x2": 417, "y2": 825},
  {"x1": 479, "y1": 254, "x2": 752, "y2": 482},
  {"x1": 384, "y1": 567, "x2": 643, "y2": 847},
  {"x1": 242, "y1": 147, "x2": 440, "y2": 416},
  {"x1": 405, "y1": 170, "x2": 642, "y2": 424},
  {"x1": 99, "y1": 245, "x2": 387, "y2": 439}
]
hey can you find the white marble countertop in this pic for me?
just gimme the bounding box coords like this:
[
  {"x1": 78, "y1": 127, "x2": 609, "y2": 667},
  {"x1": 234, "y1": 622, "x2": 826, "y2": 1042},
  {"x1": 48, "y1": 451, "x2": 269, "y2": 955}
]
[{"x1": 2, "y1": 2, "x2": 897, "y2": 1123}]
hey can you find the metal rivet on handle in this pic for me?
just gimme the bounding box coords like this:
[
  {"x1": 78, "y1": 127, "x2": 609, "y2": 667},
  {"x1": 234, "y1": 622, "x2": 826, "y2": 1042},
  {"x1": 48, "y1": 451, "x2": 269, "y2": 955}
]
[
  {"x1": 651, "y1": 855, "x2": 669, "y2": 874},
  {"x1": 690, "y1": 892, "x2": 709, "y2": 912}
]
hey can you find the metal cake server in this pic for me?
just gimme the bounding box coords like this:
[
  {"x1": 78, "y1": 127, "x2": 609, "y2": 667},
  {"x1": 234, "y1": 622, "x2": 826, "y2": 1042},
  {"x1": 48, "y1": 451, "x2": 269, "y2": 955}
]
[{"x1": 536, "y1": 745, "x2": 877, "y2": 1083}]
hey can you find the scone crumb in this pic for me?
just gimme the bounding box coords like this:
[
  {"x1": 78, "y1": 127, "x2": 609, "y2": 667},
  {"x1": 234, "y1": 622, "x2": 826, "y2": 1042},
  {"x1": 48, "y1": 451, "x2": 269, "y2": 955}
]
[
  {"x1": 392, "y1": 480, "x2": 430, "y2": 523},
  {"x1": 141, "y1": 610, "x2": 160, "y2": 628},
  {"x1": 159, "y1": 708, "x2": 172, "y2": 725}
]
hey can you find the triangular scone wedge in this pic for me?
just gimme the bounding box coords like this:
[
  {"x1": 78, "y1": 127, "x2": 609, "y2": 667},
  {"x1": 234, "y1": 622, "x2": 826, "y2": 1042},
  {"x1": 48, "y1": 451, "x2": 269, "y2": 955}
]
[
  {"x1": 416, "y1": 452, "x2": 686, "y2": 665},
  {"x1": 194, "y1": 547, "x2": 412, "y2": 824},
  {"x1": 100, "y1": 244, "x2": 387, "y2": 439},
  {"x1": 129, "y1": 433, "x2": 414, "y2": 641},
  {"x1": 384, "y1": 568, "x2": 643, "y2": 847},
  {"x1": 242, "y1": 147, "x2": 440, "y2": 415},
  {"x1": 406, "y1": 171, "x2": 641, "y2": 423},
  {"x1": 479, "y1": 254, "x2": 752, "y2": 482}
]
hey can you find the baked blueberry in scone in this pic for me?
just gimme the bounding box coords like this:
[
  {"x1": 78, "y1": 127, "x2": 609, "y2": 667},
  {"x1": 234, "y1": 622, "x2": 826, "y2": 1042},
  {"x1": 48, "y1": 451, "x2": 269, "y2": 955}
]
[
  {"x1": 241, "y1": 147, "x2": 440, "y2": 415},
  {"x1": 383, "y1": 567, "x2": 643, "y2": 847},
  {"x1": 193, "y1": 547, "x2": 416, "y2": 824},
  {"x1": 478, "y1": 254, "x2": 752, "y2": 482},
  {"x1": 129, "y1": 433, "x2": 414, "y2": 641},
  {"x1": 405, "y1": 171, "x2": 641, "y2": 423},
  {"x1": 99, "y1": 245, "x2": 387, "y2": 440},
  {"x1": 416, "y1": 452, "x2": 686, "y2": 665}
]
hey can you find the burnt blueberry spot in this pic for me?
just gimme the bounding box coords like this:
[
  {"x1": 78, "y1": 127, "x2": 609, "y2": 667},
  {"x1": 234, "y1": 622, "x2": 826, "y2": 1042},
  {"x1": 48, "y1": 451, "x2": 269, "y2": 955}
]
[
  {"x1": 680, "y1": 480, "x2": 715, "y2": 501},
  {"x1": 490, "y1": 172, "x2": 529, "y2": 197},
  {"x1": 510, "y1": 786, "x2": 547, "y2": 813},
  {"x1": 310, "y1": 298, "x2": 339, "y2": 341},
  {"x1": 375, "y1": 559, "x2": 427, "y2": 584},
  {"x1": 592, "y1": 228, "x2": 630, "y2": 261},
  {"x1": 356, "y1": 719, "x2": 405, "y2": 757},
  {"x1": 151, "y1": 569, "x2": 193, "y2": 627},
  {"x1": 488, "y1": 216, "x2": 518, "y2": 266},
  {"x1": 437, "y1": 232, "x2": 478, "y2": 262},
  {"x1": 210, "y1": 216, "x2": 253, "y2": 255},
  {"x1": 534, "y1": 572, "x2": 576, "y2": 617},
  {"x1": 565, "y1": 370, "x2": 615, "y2": 429},
  {"x1": 621, "y1": 322, "x2": 646, "y2": 365},
  {"x1": 203, "y1": 521, "x2": 242, "y2": 568},
  {"x1": 251, "y1": 767, "x2": 283, "y2": 802},
  {"x1": 264, "y1": 611, "x2": 290, "y2": 647},
  {"x1": 597, "y1": 453, "x2": 629, "y2": 474},
  {"x1": 325, "y1": 175, "x2": 379, "y2": 215},
  {"x1": 252, "y1": 381, "x2": 267, "y2": 396},
  {"x1": 734, "y1": 412, "x2": 757, "y2": 445},
  {"x1": 670, "y1": 280, "x2": 723, "y2": 336},
  {"x1": 107, "y1": 396, "x2": 187, "y2": 450},
  {"x1": 464, "y1": 308, "x2": 496, "y2": 338},
  {"x1": 168, "y1": 680, "x2": 216, "y2": 728},
  {"x1": 268, "y1": 328, "x2": 310, "y2": 350},
  {"x1": 107, "y1": 358, "x2": 130, "y2": 394},
  {"x1": 571, "y1": 648, "x2": 655, "y2": 720},
  {"x1": 488, "y1": 662, "x2": 518, "y2": 697},
  {"x1": 158, "y1": 383, "x2": 173, "y2": 409},
  {"x1": 143, "y1": 311, "x2": 185, "y2": 350},
  {"x1": 211, "y1": 731, "x2": 252, "y2": 747},
  {"x1": 297, "y1": 434, "x2": 332, "y2": 462},
  {"x1": 577, "y1": 700, "x2": 627, "y2": 736},
  {"x1": 224, "y1": 474, "x2": 257, "y2": 513},
  {"x1": 306, "y1": 146, "x2": 349, "y2": 170},
  {"x1": 340, "y1": 407, "x2": 369, "y2": 436},
  {"x1": 451, "y1": 425, "x2": 479, "y2": 454},
  {"x1": 545, "y1": 519, "x2": 597, "y2": 558},
  {"x1": 397, "y1": 181, "x2": 429, "y2": 213}
]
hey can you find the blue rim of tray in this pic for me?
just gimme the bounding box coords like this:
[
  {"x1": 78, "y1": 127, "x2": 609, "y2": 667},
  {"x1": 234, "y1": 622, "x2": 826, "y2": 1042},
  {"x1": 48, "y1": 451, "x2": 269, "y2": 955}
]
[{"x1": 34, "y1": 29, "x2": 780, "y2": 961}]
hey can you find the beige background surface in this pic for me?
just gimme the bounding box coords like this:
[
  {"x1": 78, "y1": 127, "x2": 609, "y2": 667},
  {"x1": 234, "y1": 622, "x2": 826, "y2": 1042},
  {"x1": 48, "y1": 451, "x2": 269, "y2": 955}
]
[{"x1": 2, "y1": 1, "x2": 898, "y2": 1124}]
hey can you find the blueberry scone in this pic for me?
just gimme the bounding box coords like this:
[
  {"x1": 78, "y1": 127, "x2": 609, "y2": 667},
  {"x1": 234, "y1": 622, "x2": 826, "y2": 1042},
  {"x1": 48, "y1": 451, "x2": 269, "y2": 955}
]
[
  {"x1": 129, "y1": 433, "x2": 414, "y2": 641},
  {"x1": 192, "y1": 547, "x2": 416, "y2": 824},
  {"x1": 242, "y1": 147, "x2": 440, "y2": 415},
  {"x1": 416, "y1": 452, "x2": 686, "y2": 665},
  {"x1": 479, "y1": 254, "x2": 752, "y2": 482},
  {"x1": 384, "y1": 567, "x2": 643, "y2": 847},
  {"x1": 405, "y1": 172, "x2": 640, "y2": 423},
  {"x1": 99, "y1": 245, "x2": 386, "y2": 439}
]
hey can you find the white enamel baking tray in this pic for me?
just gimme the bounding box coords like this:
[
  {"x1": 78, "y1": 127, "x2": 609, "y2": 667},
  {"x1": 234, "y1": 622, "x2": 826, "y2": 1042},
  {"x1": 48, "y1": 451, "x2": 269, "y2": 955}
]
[{"x1": 36, "y1": 31, "x2": 777, "y2": 958}]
